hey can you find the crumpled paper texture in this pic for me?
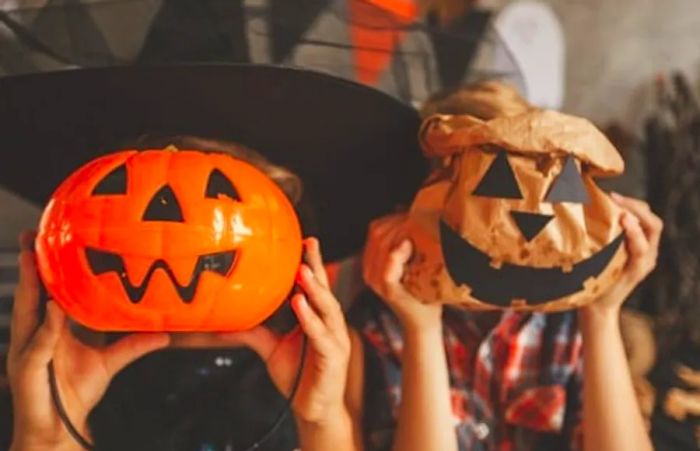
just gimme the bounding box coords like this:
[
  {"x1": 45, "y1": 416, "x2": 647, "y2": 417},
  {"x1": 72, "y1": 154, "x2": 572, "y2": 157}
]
[
  {"x1": 421, "y1": 80, "x2": 535, "y2": 119},
  {"x1": 404, "y1": 110, "x2": 628, "y2": 311}
]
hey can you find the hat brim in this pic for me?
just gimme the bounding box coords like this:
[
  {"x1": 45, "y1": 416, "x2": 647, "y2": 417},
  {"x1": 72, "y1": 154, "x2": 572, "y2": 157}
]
[{"x1": 0, "y1": 64, "x2": 426, "y2": 261}]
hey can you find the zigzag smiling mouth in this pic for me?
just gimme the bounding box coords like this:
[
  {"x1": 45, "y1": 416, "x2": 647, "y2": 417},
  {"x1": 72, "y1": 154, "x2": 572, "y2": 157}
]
[
  {"x1": 85, "y1": 248, "x2": 237, "y2": 303},
  {"x1": 439, "y1": 220, "x2": 624, "y2": 306}
]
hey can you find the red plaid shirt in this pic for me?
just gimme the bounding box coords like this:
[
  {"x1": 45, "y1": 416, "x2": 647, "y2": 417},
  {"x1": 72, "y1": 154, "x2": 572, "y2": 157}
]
[{"x1": 351, "y1": 293, "x2": 584, "y2": 451}]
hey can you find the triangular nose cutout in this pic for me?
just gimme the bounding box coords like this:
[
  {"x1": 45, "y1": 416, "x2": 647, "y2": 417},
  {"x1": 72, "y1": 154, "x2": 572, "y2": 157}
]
[
  {"x1": 143, "y1": 185, "x2": 184, "y2": 222},
  {"x1": 510, "y1": 211, "x2": 553, "y2": 242}
]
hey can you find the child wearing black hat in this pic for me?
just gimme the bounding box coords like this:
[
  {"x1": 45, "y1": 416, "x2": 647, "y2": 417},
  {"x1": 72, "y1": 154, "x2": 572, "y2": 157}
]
[
  {"x1": 1, "y1": 64, "x2": 423, "y2": 451},
  {"x1": 6, "y1": 136, "x2": 359, "y2": 451}
]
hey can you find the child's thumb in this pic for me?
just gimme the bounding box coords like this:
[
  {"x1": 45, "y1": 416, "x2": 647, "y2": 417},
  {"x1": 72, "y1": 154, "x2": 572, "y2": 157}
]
[
  {"x1": 385, "y1": 240, "x2": 413, "y2": 285},
  {"x1": 393, "y1": 239, "x2": 413, "y2": 264}
]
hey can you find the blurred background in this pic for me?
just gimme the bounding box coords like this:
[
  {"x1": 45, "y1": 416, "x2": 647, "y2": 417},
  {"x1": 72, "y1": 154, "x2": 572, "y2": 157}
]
[{"x1": 0, "y1": 1, "x2": 699, "y2": 449}]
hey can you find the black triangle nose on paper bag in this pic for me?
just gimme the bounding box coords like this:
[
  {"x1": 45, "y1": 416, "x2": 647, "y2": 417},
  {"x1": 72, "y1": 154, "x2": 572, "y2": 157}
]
[{"x1": 510, "y1": 211, "x2": 553, "y2": 242}]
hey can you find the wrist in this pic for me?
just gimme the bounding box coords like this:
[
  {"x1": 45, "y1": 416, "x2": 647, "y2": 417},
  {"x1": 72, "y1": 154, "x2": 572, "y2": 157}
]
[
  {"x1": 402, "y1": 318, "x2": 443, "y2": 340},
  {"x1": 580, "y1": 303, "x2": 621, "y2": 323},
  {"x1": 295, "y1": 405, "x2": 353, "y2": 439},
  {"x1": 399, "y1": 306, "x2": 443, "y2": 336},
  {"x1": 579, "y1": 303, "x2": 621, "y2": 341},
  {"x1": 11, "y1": 420, "x2": 90, "y2": 451},
  {"x1": 10, "y1": 437, "x2": 84, "y2": 451}
]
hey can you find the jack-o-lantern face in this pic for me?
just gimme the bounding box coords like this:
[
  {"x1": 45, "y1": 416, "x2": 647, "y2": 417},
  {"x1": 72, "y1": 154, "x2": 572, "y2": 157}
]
[
  {"x1": 36, "y1": 149, "x2": 302, "y2": 331},
  {"x1": 404, "y1": 111, "x2": 628, "y2": 311}
]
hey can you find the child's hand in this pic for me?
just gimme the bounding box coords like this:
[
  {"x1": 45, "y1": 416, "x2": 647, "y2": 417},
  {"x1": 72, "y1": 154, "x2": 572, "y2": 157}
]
[
  {"x1": 7, "y1": 231, "x2": 170, "y2": 451},
  {"x1": 218, "y1": 238, "x2": 351, "y2": 425},
  {"x1": 583, "y1": 194, "x2": 663, "y2": 317},
  {"x1": 362, "y1": 213, "x2": 442, "y2": 334}
]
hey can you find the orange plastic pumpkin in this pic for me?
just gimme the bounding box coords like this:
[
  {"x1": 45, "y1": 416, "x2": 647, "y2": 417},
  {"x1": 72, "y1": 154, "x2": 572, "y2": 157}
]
[
  {"x1": 404, "y1": 111, "x2": 628, "y2": 311},
  {"x1": 36, "y1": 149, "x2": 302, "y2": 331}
]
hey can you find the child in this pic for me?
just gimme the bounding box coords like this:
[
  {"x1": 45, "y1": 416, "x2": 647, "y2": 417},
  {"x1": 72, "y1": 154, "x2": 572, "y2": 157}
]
[
  {"x1": 6, "y1": 136, "x2": 357, "y2": 451},
  {"x1": 345, "y1": 83, "x2": 658, "y2": 451}
]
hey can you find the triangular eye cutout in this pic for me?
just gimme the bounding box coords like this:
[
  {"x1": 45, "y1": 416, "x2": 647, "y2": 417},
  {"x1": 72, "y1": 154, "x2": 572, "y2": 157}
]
[
  {"x1": 92, "y1": 164, "x2": 127, "y2": 195},
  {"x1": 545, "y1": 155, "x2": 590, "y2": 204},
  {"x1": 143, "y1": 185, "x2": 184, "y2": 222},
  {"x1": 473, "y1": 151, "x2": 523, "y2": 199},
  {"x1": 205, "y1": 169, "x2": 241, "y2": 201}
]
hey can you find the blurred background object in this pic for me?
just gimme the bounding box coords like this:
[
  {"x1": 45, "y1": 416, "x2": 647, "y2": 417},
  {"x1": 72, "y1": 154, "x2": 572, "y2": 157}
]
[
  {"x1": 642, "y1": 71, "x2": 700, "y2": 451},
  {"x1": 620, "y1": 309, "x2": 657, "y2": 429}
]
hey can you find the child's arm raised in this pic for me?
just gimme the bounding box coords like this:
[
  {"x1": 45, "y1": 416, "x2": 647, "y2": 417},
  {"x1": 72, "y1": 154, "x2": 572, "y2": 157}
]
[
  {"x1": 8, "y1": 232, "x2": 170, "y2": 451},
  {"x1": 218, "y1": 238, "x2": 358, "y2": 451},
  {"x1": 363, "y1": 214, "x2": 458, "y2": 451},
  {"x1": 578, "y1": 193, "x2": 660, "y2": 451}
]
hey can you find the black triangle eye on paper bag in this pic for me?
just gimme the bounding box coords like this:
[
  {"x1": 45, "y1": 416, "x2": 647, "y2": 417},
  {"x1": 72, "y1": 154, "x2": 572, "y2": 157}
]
[
  {"x1": 472, "y1": 150, "x2": 523, "y2": 199},
  {"x1": 545, "y1": 155, "x2": 591, "y2": 204}
]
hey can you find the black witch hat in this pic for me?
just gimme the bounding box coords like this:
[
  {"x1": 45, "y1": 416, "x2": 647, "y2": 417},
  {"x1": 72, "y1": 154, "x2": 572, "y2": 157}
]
[{"x1": 0, "y1": 64, "x2": 427, "y2": 261}]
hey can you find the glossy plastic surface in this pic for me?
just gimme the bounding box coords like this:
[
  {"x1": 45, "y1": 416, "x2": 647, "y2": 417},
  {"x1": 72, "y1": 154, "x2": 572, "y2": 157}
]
[{"x1": 36, "y1": 150, "x2": 302, "y2": 331}]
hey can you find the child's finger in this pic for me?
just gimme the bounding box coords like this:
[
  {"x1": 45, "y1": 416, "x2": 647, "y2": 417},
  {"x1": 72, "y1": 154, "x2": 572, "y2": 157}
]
[
  {"x1": 611, "y1": 192, "x2": 651, "y2": 212},
  {"x1": 365, "y1": 224, "x2": 407, "y2": 300},
  {"x1": 291, "y1": 294, "x2": 333, "y2": 353},
  {"x1": 217, "y1": 326, "x2": 281, "y2": 361},
  {"x1": 303, "y1": 237, "x2": 329, "y2": 288},
  {"x1": 22, "y1": 301, "x2": 65, "y2": 369},
  {"x1": 362, "y1": 225, "x2": 386, "y2": 288},
  {"x1": 368, "y1": 214, "x2": 405, "y2": 240},
  {"x1": 384, "y1": 239, "x2": 413, "y2": 288},
  {"x1": 622, "y1": 214, "x2": 650, "y2": 276},
  {"x1": 102, "y1": 332, "x2": 170, "y2": 376},
  {"x1": 376, "y1": 218, "x2": 404, "y2": 258},
  {"x1": 636, "y1": 208, "x2": 663, "y2": 251},
  {"x1": 297, "y1": 265, "x2": 345, "y2": 330},
  {"x1": 364, "y1": 215, "x2": 407, "y2": 293},
  {"x1": 612, "y1": 193, "x2": 663, "y2": 247},
  {"x1": 368, "y1": 216, "x2": 406, "y2": 265},
  {"x1": 11, "y1": 232, "x2": 41, "y2": 353}
]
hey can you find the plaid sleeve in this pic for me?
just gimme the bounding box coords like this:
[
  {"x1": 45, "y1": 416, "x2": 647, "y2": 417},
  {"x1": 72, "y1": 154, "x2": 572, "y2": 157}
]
[
  {"x1": 564, "y1": 354, "x2": 584, "y2": 451},
  {"x1": 348, "y1": 291, "x2": 405, "y2": 451}
]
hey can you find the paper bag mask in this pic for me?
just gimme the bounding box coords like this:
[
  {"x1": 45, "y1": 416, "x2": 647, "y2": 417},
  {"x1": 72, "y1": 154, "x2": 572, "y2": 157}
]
[{"x1": 404, "y1": 110, "x2": 628, "y2": 311}]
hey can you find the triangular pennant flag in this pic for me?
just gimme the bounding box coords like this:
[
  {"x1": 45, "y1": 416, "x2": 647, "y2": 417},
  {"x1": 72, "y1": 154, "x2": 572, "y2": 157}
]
[
  {"x1": 349, "y1": 0, "x2": 417, "y2": 86},
  {"x1": 269, "y1": 0, "x2": 331, "y2": 63},
  {"x1": 138, "y1": 1, "x2": 250, "y2": 63},
  {"x1": 428, "y1": 9, "x2": 492, "y2": 88}
]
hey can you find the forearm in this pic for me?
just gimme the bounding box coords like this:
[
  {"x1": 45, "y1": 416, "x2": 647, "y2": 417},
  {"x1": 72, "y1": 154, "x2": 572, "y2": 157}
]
[
  {"x1": 10, "y1": 437, "x2": 84, "y2": 451},
  {"x1": 296, "y1": 407, "x2": 359, "y2": 451},
  {"x1": 580, "y1": 306, "x2": 652, "y2": 451},
  {"x1": 392, "y1": 325, "x2": 457, "y2": 451},
  {"x1": 10, "y1": 420, "x2": 86, "y2": 451}
]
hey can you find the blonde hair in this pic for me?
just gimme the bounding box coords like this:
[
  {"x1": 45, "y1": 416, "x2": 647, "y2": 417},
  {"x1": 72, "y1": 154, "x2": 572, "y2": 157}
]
[
  {"x1": 126, "y1": 134, "x2": 303, "y2": 204},
  {"x1": 420, "y1": 80, "x2": 533, "y2": 120}
]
